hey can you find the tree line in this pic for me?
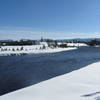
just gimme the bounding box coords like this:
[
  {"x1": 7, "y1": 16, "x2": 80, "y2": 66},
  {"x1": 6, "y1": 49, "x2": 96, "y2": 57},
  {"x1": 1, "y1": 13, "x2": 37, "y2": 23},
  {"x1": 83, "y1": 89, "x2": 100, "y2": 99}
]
[
  {"x1": 0, "y1": 40, "x2": 35, "y2": 46},
  {"x1": 0, "y1": 39, "x2": 100, "y2": 47}
]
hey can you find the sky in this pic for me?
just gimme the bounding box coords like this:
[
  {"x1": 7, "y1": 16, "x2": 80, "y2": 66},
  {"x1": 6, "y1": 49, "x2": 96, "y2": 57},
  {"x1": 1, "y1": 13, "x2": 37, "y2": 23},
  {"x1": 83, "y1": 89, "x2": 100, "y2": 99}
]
[{"x1": 0, "y1": 0, "x2": 100, "y2": 40}]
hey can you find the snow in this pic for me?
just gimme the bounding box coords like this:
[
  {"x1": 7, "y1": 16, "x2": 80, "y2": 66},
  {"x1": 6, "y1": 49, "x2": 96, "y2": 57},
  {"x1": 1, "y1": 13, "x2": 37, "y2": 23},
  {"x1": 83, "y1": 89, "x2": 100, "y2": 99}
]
[
  {"x1": 0, "y1": 42, "x2": 87, "y2": 56},
  {"x1": 67, "y1": 43, "x2": 87, "y2": 46},
  {"x1": 40, "y1": 42, "x2": 48, "y2": 46},
  {"x1": 57, "y1": 43, "x2": 87, "y2": 47},
  {"x1": 0, "y1": 45, "x2": 76, "y2": 56},
  {"x1": 1, "y1": 62, "x2": 100, "y2": 100}
]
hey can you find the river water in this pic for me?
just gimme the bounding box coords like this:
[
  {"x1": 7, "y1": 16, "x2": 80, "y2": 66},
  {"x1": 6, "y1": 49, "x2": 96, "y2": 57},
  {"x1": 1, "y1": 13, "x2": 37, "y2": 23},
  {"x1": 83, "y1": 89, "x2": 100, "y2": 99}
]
[{"x1": 0, "y1": 47, "x2": 100, "y2": 95}]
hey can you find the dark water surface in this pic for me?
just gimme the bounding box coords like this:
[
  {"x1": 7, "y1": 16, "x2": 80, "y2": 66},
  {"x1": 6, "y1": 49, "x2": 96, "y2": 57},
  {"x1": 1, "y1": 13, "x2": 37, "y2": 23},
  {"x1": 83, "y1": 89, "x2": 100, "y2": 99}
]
[{"x1": 0, "y1": 47, "x2": 100, "y2": 95}]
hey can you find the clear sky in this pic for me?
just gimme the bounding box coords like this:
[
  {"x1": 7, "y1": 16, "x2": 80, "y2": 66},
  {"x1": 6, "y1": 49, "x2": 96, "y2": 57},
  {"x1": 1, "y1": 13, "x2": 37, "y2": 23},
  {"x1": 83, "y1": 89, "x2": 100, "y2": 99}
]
[{"x1": 0, "y1": 0, "x2": 100, "y2": 40}]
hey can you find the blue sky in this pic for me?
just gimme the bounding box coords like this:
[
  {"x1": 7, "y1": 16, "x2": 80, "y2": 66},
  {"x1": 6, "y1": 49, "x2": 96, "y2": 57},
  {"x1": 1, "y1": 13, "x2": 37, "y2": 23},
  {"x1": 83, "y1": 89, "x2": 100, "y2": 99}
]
[{"x1": 0, "y1": 0, "x2": 100, "y2": 40}]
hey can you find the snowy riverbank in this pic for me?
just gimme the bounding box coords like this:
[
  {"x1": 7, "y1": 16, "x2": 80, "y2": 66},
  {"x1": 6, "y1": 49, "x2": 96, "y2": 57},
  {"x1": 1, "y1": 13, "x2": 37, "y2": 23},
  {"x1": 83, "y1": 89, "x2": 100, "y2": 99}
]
[
  {"x1": 0, "y1": 43, "x2": 87, "y2": 56},
  {"x1": 0, "y1": 45, "x2": 76, "y2": 56},
  {"x1": 1, "y1": 62, "x2": 100, "y2": 100}
]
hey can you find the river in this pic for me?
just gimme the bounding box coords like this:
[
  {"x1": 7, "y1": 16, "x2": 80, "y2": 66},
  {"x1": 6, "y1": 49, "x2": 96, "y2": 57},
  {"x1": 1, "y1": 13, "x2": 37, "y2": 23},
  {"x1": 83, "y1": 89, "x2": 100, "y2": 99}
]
[{"x1": 0, "y1": 47, "x2": 100, "y2": 95}]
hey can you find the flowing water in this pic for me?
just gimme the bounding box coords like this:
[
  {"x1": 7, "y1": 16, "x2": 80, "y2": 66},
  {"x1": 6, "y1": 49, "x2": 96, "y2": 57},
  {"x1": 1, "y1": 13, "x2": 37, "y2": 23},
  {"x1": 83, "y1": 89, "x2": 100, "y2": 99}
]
[{"x1": 0, "y1": 47, "x2": 100, "y2": 95}]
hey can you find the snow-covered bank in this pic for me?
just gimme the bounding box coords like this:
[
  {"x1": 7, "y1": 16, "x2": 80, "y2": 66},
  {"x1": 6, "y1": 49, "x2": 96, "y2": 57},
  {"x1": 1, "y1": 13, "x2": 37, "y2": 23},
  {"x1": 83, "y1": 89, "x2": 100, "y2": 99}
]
[
  {"x1": 0, "y1": 43, "x2": 87, "y2": 56},
  {"x1": 0, "y1": 45, "x2": 76, "y2": 56},
  {"x1": 67, "y1": 43, "x2": 87, "y2": 46},
  {"x1": 1, "y1": 62, "x2": 100, "y2": 100},
  {"x1": 57, "y1": 42, "x2": 87, "y2": 47}
]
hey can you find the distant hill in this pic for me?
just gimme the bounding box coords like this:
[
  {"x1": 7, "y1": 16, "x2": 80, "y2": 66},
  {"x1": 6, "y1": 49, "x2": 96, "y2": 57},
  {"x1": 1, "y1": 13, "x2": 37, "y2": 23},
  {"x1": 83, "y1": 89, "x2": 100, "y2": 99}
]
[
  {"x1": 0, "y1": 39, "x2": 13, "y2": 42},
  {"x1": 56, "y1": 38, "x2": 100, "y2": 42}
]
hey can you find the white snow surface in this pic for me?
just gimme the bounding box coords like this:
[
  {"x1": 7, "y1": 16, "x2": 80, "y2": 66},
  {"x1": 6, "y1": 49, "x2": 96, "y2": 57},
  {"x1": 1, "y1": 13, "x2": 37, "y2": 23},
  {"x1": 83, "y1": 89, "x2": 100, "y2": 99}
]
[
  {"x1": 67, "y1": 43, "x2": 87, "y2": 46},
  {"x1": 57, "y1": 43, "x2": 87, "y2": 46},
  {"x1": 0, "y1": 43, "x2": 87, "y2": 56},
  {"x1": 1, "y1": 62, "x2": 100, "y2": 100},
  {"x1": 0, "y1": 45, "x2": 76, "y2": 56}
]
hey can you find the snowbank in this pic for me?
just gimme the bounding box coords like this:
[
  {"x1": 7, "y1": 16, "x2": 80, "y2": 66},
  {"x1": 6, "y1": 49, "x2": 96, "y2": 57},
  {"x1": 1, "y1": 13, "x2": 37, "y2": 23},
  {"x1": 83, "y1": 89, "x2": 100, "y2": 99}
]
[
  {"x1": 0, "y1": 45, "x2": 76, "y2": 56},
  {"x1": 0, "y1": 42, "x2": 87, "y2": 56},
  {"x1": 67, "y1": 43, "x2": 87, "y2": 46},
  {"x1": 1, "y1": 62, "x2": 100, "y2": 100},
  {"x1": 57, "y1": 43, "x2": 87, "y2": 47}
]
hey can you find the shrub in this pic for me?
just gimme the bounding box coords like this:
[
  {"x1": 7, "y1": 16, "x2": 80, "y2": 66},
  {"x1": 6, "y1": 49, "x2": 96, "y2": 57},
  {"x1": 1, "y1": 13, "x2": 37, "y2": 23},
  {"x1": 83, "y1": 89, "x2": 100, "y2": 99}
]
[
  {"x1": 59, "y1": 43, "x2": 67, "y2": 48},
  {"x1": 12, "y1": 48, "x2": 15, "y2": 51},
  {"x1": 20, "y1": 47, "x2": 24, "y2": 51}
]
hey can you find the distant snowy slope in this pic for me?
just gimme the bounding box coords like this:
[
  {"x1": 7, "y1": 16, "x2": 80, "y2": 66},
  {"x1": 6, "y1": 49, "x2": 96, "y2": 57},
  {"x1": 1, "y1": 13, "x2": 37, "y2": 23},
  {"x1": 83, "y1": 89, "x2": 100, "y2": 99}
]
[{"x1": 1, "y1": 62, "x2": 100, "y2": 100}]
